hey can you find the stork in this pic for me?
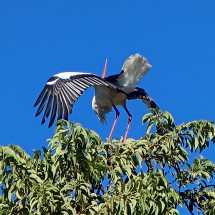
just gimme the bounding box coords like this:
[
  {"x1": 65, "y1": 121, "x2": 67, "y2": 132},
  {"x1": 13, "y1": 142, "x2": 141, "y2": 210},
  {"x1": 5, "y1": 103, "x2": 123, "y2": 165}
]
[{"x1": 34, "y1": 53, "x2": 158, "y2": 141}]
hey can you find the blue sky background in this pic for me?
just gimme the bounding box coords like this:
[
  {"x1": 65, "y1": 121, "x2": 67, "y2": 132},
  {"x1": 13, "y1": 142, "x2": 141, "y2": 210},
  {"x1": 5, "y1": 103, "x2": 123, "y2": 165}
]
[{"x1": 0, "y1": 0, "x2": 215, "y2": 212}]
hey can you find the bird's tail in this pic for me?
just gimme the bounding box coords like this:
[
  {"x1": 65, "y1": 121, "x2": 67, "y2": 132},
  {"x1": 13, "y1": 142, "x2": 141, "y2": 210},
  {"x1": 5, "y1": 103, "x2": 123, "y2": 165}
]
[{"x1": 117, "y1": 53, "x2": 152, "y2": 94}]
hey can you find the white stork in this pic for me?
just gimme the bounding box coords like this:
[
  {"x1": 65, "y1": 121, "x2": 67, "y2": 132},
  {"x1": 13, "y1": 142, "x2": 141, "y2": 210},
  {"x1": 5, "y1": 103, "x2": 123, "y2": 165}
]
[{"x1": 34, "y1": 53, "x2": 158, "y2": 141}]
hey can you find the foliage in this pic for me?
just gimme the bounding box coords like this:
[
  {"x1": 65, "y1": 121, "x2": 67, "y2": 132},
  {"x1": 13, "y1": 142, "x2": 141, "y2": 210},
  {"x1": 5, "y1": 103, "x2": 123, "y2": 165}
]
[{"x1": 1, "y1": 111, "x2": 215, "y2": 214}]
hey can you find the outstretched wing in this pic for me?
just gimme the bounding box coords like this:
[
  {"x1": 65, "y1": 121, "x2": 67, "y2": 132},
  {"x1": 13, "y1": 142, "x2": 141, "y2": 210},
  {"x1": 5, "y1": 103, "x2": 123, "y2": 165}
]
[
  {"x1": 116, "y1": 53, "x2": 152, "y2": 94},
  {"x1": 34, "y1": 72, "x2": 116, "y2": 127},
  {"x1": 127, "y1": 87, "x2": 158, "y2": 109}
]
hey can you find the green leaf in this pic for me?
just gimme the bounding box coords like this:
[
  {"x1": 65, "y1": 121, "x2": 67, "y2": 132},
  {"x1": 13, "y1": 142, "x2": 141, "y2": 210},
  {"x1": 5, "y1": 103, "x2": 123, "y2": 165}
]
[
  {"x1": 194, "y1": 137, "x2": 199, "y2": 150},
  {"x1": 1, "y1": 114, "x2": 215, "y2": 214}
]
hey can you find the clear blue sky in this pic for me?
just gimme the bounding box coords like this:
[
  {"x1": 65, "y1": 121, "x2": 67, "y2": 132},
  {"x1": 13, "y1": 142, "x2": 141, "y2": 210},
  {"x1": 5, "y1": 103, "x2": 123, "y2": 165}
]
[{"x1": 1, "y1": 0, "x2": 215, "y2": 168}]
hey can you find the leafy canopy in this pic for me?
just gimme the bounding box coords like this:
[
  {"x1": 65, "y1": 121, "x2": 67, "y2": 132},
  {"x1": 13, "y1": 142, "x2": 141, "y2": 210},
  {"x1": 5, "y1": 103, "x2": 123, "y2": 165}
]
[{"x1": 1, "y1": 111, "x2": 215, "y2": 214}]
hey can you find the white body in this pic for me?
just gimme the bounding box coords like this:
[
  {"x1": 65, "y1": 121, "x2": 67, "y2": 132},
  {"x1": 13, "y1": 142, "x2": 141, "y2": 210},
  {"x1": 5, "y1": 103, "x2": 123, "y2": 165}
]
[
  {"x1": 92, "y1": 86, "x2": 126, "y2": 124},
  {"x1": 92, "y1": 53, "x2": 151, "y2": 123}
]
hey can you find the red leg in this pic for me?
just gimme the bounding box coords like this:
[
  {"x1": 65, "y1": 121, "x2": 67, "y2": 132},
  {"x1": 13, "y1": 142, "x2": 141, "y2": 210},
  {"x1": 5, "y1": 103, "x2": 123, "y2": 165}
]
[
  {"x1": 123, "y1": 106, "x2": 133, "y2": 142},
  {"x1": 101, "y1": 59, "x2": 108, "y2": 78},
  {"x1": 107, "y1": 105, "x2": 120, "y2": 142}
]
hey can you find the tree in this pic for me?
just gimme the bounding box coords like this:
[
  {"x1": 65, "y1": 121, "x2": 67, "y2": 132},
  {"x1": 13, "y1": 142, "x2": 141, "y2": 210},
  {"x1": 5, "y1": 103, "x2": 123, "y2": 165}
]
[{"x1": 0, "y1": 111, "x2": 215, "y2": 214}]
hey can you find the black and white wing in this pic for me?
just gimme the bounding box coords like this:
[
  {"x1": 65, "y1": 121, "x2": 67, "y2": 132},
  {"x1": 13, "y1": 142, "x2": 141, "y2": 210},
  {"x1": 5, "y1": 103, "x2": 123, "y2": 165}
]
[
  {"x1": 34, "y1": 72, "x2": 116, "y2": 127},
  {"x1": 127, "y1": 87, "x2": 158, "y2": 109}
]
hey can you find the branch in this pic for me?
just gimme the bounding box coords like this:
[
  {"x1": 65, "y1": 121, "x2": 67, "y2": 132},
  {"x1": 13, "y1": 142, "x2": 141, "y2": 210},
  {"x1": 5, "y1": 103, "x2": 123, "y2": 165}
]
[
  {"x1": 199, "y1": 184, "x2": 215, "y2": 192},
  {"x1": 184, "y1": 200, "x2": 195, "y2": 215}
]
